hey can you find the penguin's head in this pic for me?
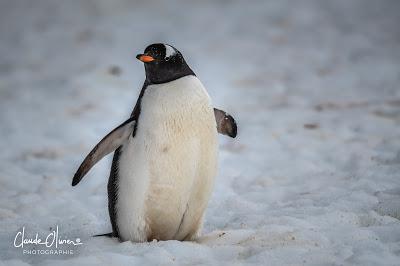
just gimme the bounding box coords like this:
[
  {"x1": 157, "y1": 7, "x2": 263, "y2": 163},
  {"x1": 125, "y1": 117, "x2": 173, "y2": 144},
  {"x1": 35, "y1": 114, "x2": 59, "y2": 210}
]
[{"x1": 136, "y1": 43, "x2": 195, "y2": 84}]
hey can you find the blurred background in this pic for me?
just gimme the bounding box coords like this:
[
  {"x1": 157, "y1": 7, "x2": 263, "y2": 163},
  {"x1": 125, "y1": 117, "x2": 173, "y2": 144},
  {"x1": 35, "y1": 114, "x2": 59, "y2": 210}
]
[{"x1": 0, "y1": 0, "x2": 400, "y2": 265}]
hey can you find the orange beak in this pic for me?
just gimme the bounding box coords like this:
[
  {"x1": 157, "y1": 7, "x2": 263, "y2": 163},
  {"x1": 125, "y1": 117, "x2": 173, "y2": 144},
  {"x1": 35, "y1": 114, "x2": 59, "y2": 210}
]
[{"x1": 136, "y1": 54, "x2": 155, "y2": 63}]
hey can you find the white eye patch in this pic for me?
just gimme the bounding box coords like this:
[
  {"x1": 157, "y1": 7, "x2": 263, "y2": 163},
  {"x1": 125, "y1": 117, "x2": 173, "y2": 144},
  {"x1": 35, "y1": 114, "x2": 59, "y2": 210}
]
[{"x1": 164, "y1": 44, "x2": 176, "y2": 58}]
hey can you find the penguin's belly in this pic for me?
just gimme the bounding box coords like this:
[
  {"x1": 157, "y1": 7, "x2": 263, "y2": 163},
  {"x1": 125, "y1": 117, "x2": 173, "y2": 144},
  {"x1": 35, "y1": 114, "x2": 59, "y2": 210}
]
[{"x1": 116, "y1": 76, "x2": 218, "y2": 242}]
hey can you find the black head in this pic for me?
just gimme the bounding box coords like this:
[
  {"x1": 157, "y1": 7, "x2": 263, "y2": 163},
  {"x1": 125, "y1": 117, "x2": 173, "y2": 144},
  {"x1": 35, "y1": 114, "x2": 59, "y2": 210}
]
[{"x1": 136, "y1": 43, "x2": 195, "y2": 84}]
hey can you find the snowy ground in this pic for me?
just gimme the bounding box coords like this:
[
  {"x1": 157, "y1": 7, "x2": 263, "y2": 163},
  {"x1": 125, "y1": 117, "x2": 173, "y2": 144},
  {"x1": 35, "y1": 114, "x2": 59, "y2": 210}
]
[{"x1": 1, "y1": 0, "x2": 400, "y2": 265}]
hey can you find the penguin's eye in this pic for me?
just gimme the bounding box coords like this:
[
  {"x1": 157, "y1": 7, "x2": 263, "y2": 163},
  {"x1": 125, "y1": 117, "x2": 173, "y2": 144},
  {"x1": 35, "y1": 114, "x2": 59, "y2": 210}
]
[{"x1": 165, "y1": 56, "x2": 170, "y2": 61}]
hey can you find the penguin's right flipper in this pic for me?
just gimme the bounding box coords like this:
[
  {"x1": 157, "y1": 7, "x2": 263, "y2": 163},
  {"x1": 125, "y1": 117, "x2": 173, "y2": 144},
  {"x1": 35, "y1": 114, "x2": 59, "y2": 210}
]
[
  {"x1": 72, "y1": 117, "x2": 136, "y2": 186},
  {"x1": 214, "y1": 108, "x2": 237, "y2": 138}
]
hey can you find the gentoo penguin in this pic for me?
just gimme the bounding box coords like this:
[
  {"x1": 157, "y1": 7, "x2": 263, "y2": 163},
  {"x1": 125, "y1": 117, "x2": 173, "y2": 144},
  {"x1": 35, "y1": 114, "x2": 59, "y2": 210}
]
[{"x1": 72, "y1": 43, "x2": 237, "y2": 242}]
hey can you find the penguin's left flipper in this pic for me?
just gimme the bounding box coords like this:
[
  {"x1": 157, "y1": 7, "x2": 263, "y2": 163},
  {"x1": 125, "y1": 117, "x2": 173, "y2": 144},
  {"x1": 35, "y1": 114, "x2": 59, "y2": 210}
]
[
  {"x1": 214, "y1": 108, "x2": 237, "y2": 138},
  {"x1": 72, "y1": 117, "x2": 136, "y2": 186}
]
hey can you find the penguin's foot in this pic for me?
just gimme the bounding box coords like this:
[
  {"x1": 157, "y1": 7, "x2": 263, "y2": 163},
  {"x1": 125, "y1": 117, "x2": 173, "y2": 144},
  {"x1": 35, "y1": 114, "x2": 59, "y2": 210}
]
[{"x1": 93, "y1": 232, "x2": 114, "y2": 238}]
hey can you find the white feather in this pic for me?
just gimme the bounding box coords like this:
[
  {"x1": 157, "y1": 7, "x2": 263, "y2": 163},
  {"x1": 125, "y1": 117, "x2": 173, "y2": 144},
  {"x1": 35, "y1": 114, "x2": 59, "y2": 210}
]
[
  {"x1": 164, "y1": 44, "x2": 176, "y2": 58},
  {"x1": 116, "y1": 75, "x2": 218, "y2": 242}
]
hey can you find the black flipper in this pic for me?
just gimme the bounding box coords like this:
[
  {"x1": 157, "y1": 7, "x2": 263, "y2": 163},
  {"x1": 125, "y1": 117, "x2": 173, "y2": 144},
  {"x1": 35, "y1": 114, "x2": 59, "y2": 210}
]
[
  {"x1": 72, "y1": 118, "x2": 136, "y2": 186},
  {"x1": 214, "y1": 108, "x2": 237, "y2": 138}
]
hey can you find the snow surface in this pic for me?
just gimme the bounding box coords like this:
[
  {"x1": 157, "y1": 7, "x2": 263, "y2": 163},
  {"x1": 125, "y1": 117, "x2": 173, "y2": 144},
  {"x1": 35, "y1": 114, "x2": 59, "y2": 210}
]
[{"x1": 1, "y1": 0, "x2": 400, "y2": 265}]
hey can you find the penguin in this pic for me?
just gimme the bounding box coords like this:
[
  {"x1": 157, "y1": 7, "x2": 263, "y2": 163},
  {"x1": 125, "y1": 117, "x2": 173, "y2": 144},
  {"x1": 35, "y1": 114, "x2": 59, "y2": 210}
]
[{"x1": 72, "y1": 43, "x2": 237, "y2": 242}]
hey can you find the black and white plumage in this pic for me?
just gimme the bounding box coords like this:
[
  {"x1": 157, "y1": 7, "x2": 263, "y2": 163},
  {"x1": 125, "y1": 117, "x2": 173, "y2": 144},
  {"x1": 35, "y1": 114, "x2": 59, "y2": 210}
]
[{"x1": 72, "y1": 43, "x2": 237, "y2": 242}]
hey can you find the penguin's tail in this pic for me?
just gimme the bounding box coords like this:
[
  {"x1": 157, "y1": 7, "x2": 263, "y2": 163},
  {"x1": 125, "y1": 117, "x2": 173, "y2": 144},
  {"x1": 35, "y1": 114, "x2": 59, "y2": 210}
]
[{"x1": 93, "y1": 232, "x2": 114, "y2": 238}]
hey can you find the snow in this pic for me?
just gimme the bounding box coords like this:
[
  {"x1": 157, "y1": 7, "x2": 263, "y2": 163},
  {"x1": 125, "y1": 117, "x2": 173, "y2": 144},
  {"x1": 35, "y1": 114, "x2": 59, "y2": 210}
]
[{"x1": 1, "y1": 0, "x2": 400, "y2": 265}]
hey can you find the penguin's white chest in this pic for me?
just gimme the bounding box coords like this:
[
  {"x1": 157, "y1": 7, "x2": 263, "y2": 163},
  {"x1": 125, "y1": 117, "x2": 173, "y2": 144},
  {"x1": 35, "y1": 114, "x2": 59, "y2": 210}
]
[{"x1": 116, "y1": 75, "x2": 218, "y2": 242}]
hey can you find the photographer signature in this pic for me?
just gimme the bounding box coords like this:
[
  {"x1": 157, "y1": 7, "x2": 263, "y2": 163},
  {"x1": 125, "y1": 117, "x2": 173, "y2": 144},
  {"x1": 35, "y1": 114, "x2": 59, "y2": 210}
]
[{"x1": 14, "y1": 226, "x2": 82, "y2": 249}]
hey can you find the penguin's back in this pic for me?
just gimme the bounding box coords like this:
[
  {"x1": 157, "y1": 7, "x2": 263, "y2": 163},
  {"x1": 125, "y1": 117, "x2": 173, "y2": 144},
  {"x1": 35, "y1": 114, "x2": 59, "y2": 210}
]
[{"x1": 116, "y1": 75, "x2": 218, "y2": 242}]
